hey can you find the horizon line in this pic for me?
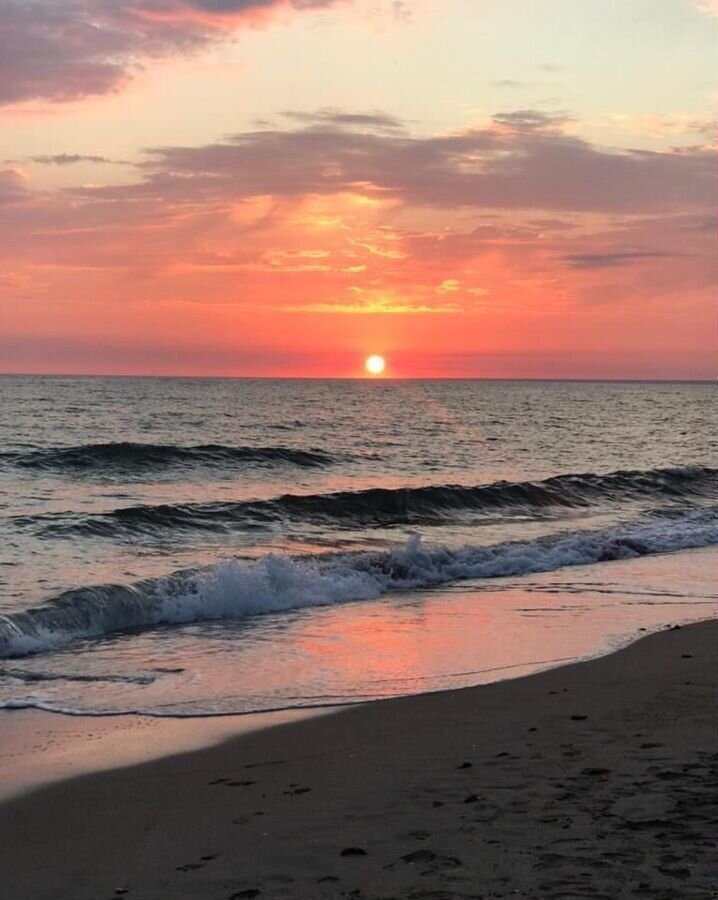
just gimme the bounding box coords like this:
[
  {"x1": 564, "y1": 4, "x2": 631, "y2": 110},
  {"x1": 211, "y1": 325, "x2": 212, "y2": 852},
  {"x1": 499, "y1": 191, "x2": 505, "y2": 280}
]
[{"x1": 0, "y1": 373, "x2": 715, "y2": 384}]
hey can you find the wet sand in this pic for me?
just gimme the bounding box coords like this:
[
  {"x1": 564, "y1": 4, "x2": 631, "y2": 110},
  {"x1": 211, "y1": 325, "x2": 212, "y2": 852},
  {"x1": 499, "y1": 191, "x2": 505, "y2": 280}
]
[
  {"x1": 0, "y1": 705, "x2": 336, "y2": 803},
  {"x1": 1, "y1": 619, "x2": 715, "y2": 900}
]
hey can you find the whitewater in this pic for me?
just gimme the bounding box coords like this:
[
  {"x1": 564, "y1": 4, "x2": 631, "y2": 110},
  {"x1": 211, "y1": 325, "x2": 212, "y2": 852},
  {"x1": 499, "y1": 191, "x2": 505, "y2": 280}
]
[{"x1": 2, "y1": 504, "x2": 716, "y2": 660}]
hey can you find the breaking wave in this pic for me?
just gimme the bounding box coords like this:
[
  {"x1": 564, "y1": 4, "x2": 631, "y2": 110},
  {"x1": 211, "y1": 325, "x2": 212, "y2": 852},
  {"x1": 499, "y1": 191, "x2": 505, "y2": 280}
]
[
  {"x1": 0, "y1": 442, "x2": 336, "y2": 476},
  {"x1": 1, "y1": 506, "x2": 715, "y2": 659},
  {"x1": 19, "y1": 465, "x2": 718, "y2": 538}
]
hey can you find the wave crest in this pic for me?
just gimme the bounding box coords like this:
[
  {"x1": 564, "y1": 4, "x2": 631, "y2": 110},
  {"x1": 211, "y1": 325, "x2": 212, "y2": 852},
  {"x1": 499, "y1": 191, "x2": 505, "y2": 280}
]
[
  {"x1": 2, "y1": 506, "x2": 715, "y2": 659},
  {"x1": 1, "y1": 442, "x2": 336, "y2": 476},
  {"x1": 22, "y1": 465, "x2": 718, "y2": 538}
]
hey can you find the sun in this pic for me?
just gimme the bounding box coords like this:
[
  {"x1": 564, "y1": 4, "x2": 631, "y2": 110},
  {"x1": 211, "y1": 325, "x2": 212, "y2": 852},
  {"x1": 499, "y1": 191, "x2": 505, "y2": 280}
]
[{"x1": 365, "y1": 354, "x2": 386, "y2": 375}]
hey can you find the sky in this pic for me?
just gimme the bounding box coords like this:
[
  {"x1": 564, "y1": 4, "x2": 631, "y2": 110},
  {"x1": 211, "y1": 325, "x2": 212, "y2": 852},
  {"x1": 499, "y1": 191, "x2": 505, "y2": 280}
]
[{"x1": 0, "y1": 0, "x2": 716, "y2": 378}]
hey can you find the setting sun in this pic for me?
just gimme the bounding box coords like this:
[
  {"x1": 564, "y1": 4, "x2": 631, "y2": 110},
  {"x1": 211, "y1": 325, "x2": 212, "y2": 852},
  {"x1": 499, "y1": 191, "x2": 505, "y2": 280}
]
[{"x1": 365, "y1": 354, "x2": 386, "y2": 375}]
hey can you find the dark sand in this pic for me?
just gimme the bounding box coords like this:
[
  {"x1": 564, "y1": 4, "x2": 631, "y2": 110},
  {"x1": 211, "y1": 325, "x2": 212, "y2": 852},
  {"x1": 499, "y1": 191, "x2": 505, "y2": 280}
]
[{"x1": 1, "y1": 620, "x2": 715, "y2": 900}]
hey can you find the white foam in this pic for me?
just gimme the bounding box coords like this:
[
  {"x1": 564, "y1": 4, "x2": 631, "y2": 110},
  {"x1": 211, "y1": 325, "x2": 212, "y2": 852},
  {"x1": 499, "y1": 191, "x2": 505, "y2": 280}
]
[{"x1": 1, "y1": 509, "x2": 716, "y2": 659}]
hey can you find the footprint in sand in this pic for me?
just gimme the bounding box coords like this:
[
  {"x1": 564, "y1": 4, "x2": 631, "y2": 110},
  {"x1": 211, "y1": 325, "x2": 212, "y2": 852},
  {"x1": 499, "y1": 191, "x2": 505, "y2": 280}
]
[
  {"x1": 176, "y1": 853, "x2": 220, "y2": 872},
  {"x1": 340, "y1": 847, "x2": 368, "y2": 857},
  {"x1": 401, "y1": 849, "x2": 437, "y2": 864},
  {"x1": 209, "y1": 777, "x2": 257, "y2": 787}
]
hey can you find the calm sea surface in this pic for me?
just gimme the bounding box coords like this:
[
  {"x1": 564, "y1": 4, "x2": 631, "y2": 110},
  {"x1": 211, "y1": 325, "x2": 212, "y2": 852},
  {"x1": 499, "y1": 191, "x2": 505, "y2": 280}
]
[{"x1": 0, "y1": 377, "x2": 715, "y2": 716}]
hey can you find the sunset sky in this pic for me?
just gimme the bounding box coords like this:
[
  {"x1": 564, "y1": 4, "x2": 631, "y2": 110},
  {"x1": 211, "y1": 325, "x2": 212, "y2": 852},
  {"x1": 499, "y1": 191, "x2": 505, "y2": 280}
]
[{"x1": 1, "y1": 0, "x2": 716, "y2": 378}]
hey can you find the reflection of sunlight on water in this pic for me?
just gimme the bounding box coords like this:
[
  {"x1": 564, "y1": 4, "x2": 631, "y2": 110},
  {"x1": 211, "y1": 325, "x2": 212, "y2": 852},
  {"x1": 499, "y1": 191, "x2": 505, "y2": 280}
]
[
  {"x1": 2, "y1": 547, "x2": 713, "y2": 717},
  {"x1": 1, "y1": 378, "x2": 715, "y2": 724},
  {"x1": 3, "y1": 379, "x2": 714, "y2": 610}
]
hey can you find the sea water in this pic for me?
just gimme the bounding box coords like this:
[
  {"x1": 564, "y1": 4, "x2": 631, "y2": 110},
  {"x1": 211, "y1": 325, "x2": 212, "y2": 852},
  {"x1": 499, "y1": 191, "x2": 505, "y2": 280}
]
[{"x1": 0, "y1": 377, "x2": 715, "y2": 716}]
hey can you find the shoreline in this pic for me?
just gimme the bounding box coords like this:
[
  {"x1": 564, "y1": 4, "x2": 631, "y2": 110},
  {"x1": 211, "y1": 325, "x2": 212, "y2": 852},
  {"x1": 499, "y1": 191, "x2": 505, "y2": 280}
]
[
  {"x1": 0, "y1": 704, "x2": 341, "y2": 803},
  {"x1": 1, "y1": 588, "x2": 713, "y2": 804},
  {"x1": 3, "y1": 544, "x2": 714, "y2": 727},
  {"x1": 1, "y1": 618, "x2": 715, "y2": 899}
]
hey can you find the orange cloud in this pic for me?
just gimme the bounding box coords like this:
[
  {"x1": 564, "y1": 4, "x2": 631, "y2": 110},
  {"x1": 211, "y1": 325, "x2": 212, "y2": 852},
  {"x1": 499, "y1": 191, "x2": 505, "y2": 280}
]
[{"x1": 1, "y1": 110, "x2": 715, "y2": 377}]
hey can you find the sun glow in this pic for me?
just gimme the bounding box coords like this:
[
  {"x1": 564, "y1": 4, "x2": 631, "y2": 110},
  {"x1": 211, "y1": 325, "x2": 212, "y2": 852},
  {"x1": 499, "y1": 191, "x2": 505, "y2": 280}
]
[{"x1": 365, "y1": 354, "x2": 386, "y2": 375}]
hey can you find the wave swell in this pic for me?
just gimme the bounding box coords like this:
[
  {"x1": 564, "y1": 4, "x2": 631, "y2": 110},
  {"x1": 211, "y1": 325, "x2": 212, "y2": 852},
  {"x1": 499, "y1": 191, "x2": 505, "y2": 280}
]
[
  {"x1": 1, "y1": 442, "x2": 336, "y2": 475},
  {"x1": 2, "y1": 507, "x2": 716, "y2": 658},
  {"x1": 21, "y1": 465, "x2": 718, "y2": 538}
]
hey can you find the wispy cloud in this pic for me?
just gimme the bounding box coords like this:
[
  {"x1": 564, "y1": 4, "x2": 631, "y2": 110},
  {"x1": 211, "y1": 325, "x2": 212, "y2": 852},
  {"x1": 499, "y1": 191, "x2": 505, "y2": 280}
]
[
  {"x1": 561, "y1": 251, "x2": 678, "y2": 269},
  {"x1": 284, "y1": 300, "x2": 460, "y2": 314},
  {"x1": 490, "y1": 79, "x2": 534, "y2": 89},
  {"x1": 281, "y1": 109, "x2": 405, "y2": 132},
  {"x1": 28, "y1": 153, "x2": 128, "y2": 166}
]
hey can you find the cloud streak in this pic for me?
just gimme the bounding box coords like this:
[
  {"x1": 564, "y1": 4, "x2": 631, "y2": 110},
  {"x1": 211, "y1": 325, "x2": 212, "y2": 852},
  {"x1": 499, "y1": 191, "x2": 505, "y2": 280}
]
[
  {"x1": 28, "y1": 153, "x2": 125, "y2": 166},
  {"x1": 561, "y1": 251, "x2": 678, "y2": 269}
]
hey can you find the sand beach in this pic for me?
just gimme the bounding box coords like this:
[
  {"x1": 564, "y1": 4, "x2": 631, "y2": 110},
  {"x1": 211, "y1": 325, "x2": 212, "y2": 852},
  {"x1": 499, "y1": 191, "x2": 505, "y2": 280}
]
[{"x1": 1, "y1": 618, "x2": 715, "y2": 900}]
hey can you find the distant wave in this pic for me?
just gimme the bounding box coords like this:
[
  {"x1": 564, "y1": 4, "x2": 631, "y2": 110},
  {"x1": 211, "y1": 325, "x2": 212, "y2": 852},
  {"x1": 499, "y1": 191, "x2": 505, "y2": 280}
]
[
  {"x1": 1, "y1": 507, "x2": 716, "y2": 658},
  {"x1": 18, "y1": 465, "x2": 718, "y2": 539},
  {"x1": 0, "y1": 442, "x2": 337, "y2": 475}
]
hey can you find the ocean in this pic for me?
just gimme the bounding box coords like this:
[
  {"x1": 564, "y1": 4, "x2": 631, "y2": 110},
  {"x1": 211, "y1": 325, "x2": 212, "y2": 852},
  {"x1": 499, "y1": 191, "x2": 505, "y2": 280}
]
[{"x1": 0, "y1": 376, "x2": 715, "y2": 717}]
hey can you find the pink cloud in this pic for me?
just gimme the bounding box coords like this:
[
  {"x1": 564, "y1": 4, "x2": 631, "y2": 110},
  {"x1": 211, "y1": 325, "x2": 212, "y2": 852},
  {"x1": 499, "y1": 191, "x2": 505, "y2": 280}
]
[{"x1": 0, "y1": 0, "x2": 342, "y2": 105}]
